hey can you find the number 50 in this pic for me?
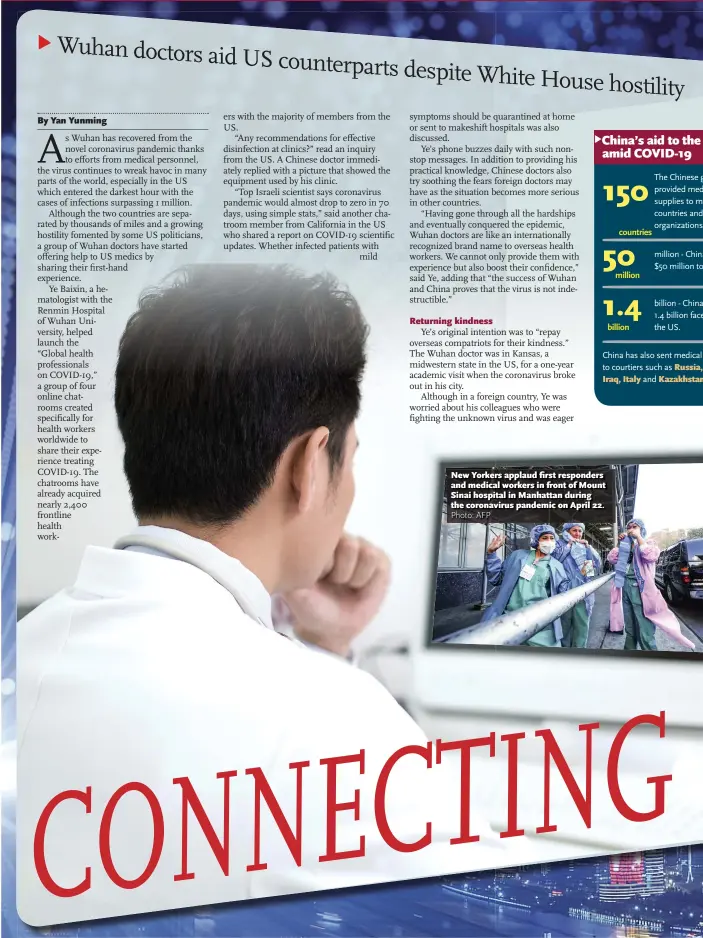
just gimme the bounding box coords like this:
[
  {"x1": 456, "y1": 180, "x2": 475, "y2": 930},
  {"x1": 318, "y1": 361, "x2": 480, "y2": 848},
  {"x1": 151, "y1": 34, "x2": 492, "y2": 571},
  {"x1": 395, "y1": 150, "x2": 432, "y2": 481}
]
[{"x1": 603, "y1": 249, "x2": 635, "y2": 272}]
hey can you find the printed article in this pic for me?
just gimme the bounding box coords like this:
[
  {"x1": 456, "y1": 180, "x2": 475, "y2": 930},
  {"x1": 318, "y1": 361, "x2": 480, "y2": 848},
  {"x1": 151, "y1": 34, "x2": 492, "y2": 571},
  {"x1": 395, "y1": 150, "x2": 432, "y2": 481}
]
[
  {"x1": 13, "y1": 8, "x2": 703, "y2": 928},
  {"x1": 433, "y1": 462, "x2": 703, "y2": 652}
]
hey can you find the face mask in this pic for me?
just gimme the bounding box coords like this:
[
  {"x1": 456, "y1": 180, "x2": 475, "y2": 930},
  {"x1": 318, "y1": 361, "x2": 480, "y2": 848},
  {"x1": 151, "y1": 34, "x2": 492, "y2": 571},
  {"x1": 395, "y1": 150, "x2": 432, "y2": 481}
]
[{"x1": 539, "y1": 541, "x2": 555, "y2": 554}]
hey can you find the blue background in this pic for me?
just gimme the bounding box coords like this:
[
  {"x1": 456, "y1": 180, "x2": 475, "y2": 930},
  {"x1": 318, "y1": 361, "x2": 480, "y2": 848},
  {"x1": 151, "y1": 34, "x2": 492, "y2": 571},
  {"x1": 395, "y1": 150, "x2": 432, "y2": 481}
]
[
  {"x1": 594, "y1": 162, "x2": 703, "y2": 405},
  {"x1": 3, "y1": 2, "x2": 703, "y2": 935}
]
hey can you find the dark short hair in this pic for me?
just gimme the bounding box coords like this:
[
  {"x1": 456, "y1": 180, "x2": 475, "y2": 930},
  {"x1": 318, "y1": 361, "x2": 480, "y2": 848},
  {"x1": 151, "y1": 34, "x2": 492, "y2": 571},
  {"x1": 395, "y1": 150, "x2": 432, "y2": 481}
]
[{"x1": 115, "y1": 264, "x2": 368, "y2": 524}]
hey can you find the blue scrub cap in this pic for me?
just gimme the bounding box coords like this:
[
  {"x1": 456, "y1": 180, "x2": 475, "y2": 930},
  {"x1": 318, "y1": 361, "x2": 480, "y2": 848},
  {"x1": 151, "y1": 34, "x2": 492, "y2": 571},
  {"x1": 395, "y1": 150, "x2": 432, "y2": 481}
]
[
  {"x1": 562, "y1": 521, "x2": 585, "y2": 537},
  {"x1": 530, "y1": 523, "x2": 557, "y2": 548},
  {"x1": 626, "y1": 518, "x2": 647, "y2": 537}
]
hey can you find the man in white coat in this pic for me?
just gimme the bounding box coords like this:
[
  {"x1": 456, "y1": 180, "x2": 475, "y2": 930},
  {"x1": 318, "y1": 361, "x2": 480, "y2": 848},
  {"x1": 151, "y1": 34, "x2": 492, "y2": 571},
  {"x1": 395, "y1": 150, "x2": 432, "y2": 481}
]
[{"x1": 17, "y1": 265, "x2": 521, "y2": 927}]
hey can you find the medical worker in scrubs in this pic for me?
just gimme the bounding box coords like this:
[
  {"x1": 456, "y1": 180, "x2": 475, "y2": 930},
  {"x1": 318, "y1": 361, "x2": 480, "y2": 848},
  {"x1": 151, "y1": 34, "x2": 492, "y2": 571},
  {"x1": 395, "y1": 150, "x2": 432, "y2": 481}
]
[
  {"x1": 553, "y1": 521, "x2": 601, "y2": 648},
  {"x1": 607, "y1": 518, "x2": 694, "y2": 651},
  {"x1": 480, "y1": 524, "x2": 570, "y2": 647}
]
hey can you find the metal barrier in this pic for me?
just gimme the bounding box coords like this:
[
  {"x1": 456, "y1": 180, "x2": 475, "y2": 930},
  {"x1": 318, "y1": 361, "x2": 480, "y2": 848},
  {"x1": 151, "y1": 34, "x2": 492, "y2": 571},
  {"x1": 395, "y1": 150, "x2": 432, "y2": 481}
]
[{"x1": 440, "y1": 572, "x2": 615, "y2": 646}]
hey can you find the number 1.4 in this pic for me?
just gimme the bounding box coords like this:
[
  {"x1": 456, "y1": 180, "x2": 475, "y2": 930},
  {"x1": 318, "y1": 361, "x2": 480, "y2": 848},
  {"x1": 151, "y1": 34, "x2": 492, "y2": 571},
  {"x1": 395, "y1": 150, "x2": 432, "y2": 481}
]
[{"x1": 603, "y1": 299, "x2": 642, "y2": 322}]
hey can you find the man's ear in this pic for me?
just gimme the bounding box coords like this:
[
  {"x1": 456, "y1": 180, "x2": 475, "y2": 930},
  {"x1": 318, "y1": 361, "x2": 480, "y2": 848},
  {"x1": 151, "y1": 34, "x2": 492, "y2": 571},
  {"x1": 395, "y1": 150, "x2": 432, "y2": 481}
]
[{"x1": 290, "y1": 427, "x2": 330, "y2": 513}]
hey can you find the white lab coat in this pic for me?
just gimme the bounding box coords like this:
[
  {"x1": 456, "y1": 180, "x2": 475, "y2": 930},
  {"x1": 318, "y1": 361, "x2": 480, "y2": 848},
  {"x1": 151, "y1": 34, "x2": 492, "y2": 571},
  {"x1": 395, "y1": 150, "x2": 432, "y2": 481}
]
[{"x1": 17, "y1": 527, "x2": 521, "y2": 926}]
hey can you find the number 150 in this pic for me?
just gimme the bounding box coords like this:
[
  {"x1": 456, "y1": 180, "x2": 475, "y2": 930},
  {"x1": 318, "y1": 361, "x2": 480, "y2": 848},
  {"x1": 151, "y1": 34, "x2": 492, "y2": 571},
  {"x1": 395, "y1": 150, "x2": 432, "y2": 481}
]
[{"x1": 603, "y1": 184, "x2": 649, "y2": 207}]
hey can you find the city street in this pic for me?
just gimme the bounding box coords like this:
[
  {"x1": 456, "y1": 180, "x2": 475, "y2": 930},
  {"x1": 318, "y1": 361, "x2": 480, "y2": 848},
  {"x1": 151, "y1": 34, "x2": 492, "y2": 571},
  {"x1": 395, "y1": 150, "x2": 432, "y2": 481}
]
[
  {"x1": 433, "y1": 579, "x2": 703, "y2": 652},
  {"x1": 588, "y1": 583, "x2": 703, "y2": 653},
  {"x1": 670, "y1": 600, "x2": 703, "y2": 645}
]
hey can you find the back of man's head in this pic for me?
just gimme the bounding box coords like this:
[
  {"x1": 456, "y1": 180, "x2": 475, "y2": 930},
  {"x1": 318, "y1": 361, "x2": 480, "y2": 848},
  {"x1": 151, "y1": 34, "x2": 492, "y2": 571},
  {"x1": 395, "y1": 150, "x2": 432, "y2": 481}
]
[{"x1": 115, "y1": 264, "x2": 368, "y2": 525}]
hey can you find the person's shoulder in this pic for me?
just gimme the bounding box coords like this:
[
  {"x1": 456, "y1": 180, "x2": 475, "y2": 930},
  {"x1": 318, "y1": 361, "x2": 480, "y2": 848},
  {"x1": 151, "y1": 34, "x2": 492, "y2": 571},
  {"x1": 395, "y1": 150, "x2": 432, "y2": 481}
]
[
  {"x1": 508, "y1": 548, "x2": 528, "y2": 564},
  {"x1": 19, "y1": 589, "x2": 73, "y2": 629},
  {"x1": 154, "y1": 590, "x2": 405, "y2": 723},
  {"x1": 276, "y1": 635, "x2": 423, "y2": 736},
  {"x1": 287, "y1": 647, "x2": 424, "y2": 750},
  {"x1": 505, "y1": 547, "x2": 531, "y2": 567},
  {"x1": 290, "y1": 639, "x2": 399, "y2": 705}
]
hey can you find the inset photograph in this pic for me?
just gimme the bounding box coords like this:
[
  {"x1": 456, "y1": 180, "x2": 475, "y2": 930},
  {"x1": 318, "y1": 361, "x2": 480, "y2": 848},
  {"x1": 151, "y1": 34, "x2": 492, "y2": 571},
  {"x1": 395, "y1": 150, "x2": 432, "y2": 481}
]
[{"x1": 431, "y1": 462, "x2": 703, "y2": 654}]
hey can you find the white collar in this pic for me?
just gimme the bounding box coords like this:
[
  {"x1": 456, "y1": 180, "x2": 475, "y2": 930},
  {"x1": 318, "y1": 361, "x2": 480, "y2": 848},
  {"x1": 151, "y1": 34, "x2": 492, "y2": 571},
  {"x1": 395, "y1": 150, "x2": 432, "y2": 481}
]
[{"x1": 113, "y1": 525, "x2": 273, "y2": 629}]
